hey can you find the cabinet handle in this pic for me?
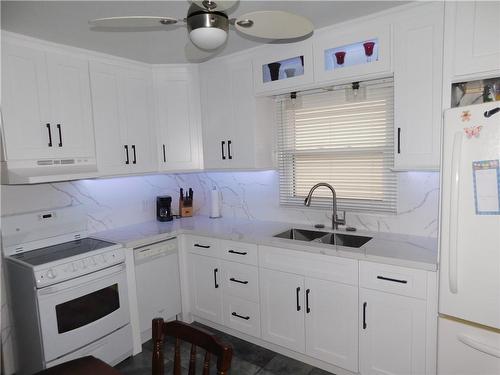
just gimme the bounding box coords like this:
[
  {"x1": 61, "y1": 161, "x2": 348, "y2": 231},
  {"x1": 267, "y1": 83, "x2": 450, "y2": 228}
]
[
  {"x1": 46, "y1": 124, "x2": 53, "y2": 147},
  {"x1": 132, "y1": 145, "x2": 137, "y2": 164},
  {"x1": 397, "y1": 127, "x2": 401, "y2": 154},
  {"x1": 306, "y1": 288, "x2": 311, "y2": 314},
  {"x1": 194, "y1": 244, "x2": 210, "y2": 249},
  {"x1": 232, "y1": 312, "x2": 250, "y2": 321},
  {"x1": 124, "y1": 145, "x2": 129, "y2": 164},
  {"x1": 221, "y1": 141, "x2": 226, "y2": 160},
  {"x1": 162, "y1": 144, "x2": 166, "y2": 162},
  {"x1": 296, "y1": 287, "x2": 301, "y2": 312},
  {"x1": 227, "y1": 140, "x2": 232, "y2": 160},
  {"x1": 363, "y1": 302, "x2": 367, "y2": 329},
  {"x1": 228, "y1": 250, "x2": 247, "y2": 256},
  {"x1": 229, "y1": 277, "x2": 248, "y2": 285},
  {"x1": 56, "y1": 124, "x2": 62, "y2": 147},
  {"x1": 377, "y1": 275, "x2": 408, "y2": 284},
  {"x1": 213, "y1": 268, "x2": 219, "y2": 289},
  {"x1": 484, "y1": 107, "x2": 500, "y2": 118}
]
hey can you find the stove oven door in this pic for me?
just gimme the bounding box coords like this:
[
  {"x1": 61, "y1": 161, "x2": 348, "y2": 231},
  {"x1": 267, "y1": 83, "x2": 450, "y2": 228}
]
[{"x1": 37, "y1": 263, "x2": 130, "y2": 363}]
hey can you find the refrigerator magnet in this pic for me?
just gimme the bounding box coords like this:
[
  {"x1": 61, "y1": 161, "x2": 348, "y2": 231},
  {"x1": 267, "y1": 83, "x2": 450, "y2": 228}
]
[{"x1": 472, "y1": 160, "x2": 500, "y2": 215}]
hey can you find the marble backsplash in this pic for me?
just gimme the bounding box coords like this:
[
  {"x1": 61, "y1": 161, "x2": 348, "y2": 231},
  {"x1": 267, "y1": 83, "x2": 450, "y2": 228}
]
[
  {"x1": 1, "y1": 170, "x2": 440, "y2": 237},
  {"x1": 0, "y1": 170, "x2": 439, "y2": 374}
]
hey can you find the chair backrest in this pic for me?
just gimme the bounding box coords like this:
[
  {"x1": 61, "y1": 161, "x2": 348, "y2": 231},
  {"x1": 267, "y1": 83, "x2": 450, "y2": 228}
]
[{"x1": 152, "y1": 319, "x2": 233, "y2": 375}]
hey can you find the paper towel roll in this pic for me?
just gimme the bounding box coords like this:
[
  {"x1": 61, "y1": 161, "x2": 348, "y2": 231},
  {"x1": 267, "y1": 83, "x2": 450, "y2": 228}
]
[{"x1": 210, "y1": 187, "x2": 221, "y2": 218}]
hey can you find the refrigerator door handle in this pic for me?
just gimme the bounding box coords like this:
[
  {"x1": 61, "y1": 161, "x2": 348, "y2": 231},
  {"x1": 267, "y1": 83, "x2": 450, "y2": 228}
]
[
  {"x1": 449, "y1": 132, "x2": 463, "y2": 294},
  {"x1": 457, "y1": 334, "x2": 500, "y2": 359}
]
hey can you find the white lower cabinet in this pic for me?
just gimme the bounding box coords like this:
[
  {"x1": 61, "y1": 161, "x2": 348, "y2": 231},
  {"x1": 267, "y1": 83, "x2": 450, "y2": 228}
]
[
  {"x1": 260, "y1": 268, "x2": 306, "y2": 353},
  {"x1": 305, "y1": 278, "x2": 358, "y2": 372},
  {"x1": 359, "y1": 288, "x2": 426, "y2": 375},
  {"x1": 189, "y1": 254, "x2": 222, "y2": 324}
]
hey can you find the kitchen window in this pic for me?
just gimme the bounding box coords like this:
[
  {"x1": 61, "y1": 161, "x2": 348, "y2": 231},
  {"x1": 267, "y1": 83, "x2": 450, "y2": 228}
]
[{"x1": 277, "y1": 78, "x2": 397, "y2": 213}]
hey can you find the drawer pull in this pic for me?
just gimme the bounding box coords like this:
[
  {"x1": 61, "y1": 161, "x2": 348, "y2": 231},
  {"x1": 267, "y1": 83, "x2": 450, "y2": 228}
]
[
  {"x1": 231, "y1": 312, "x2": 250, "y2": 321},
  {"x1": 377, "y1": 275, "x2": 408, "y2": 284},
  {"x1": 229, "y1": 277, "x2": 248, "y2": 285},
  {"x1": 228, "y1": 250, "x2": 247, "y2": 256},
  {"x1": 194, "y1": 244, "x2": 210, "y2": 249}
]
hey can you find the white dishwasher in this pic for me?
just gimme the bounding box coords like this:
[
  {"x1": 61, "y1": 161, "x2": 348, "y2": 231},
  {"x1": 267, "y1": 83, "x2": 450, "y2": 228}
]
[{"x1": 134, "y1": 236, "x2": 181, "y2": 343}]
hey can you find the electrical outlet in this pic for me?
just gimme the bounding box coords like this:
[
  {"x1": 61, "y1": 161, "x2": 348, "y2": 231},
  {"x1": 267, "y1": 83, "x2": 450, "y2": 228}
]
[{"x1": 142, "y1": 199, "x2": 151, "y2": 213}]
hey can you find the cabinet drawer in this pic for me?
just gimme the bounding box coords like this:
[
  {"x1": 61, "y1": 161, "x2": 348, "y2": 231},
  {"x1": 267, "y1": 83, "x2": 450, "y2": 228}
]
[
  {"x1": 222, "y1": 295, "x2": 261, "y2": 338},
  {"x1": 359, "y1": 261, "x2": 427, "y2": 299},
  {"x1": 259, "y1": 245, "x2": 358, "y2": 286},
  {"x1": 185, "y1": 235, "x2": 219, "y2": 257},
  {"x1": 220, "y1": 240, "x2": 258, "y2": 265},
  {"x1": 220, "y1": 261, "x2": 259, "y2": 303}
]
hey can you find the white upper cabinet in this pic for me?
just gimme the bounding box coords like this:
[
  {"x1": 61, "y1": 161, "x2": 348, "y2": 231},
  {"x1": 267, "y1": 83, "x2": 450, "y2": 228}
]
[
  {"x1": 393, "y1": 2, "x2": 444, "y2": 171},
  {"x1": 1, "y1": 41, "x2": 95, "y2": 161},
  {"x1": 450, "y1": 0, "x2": 500, "y2": 78},
  {"x1": 313, "y1": 22, "x2": 391, "y2": 86},
  {"x1": 153, "y1": 66, "x2": 202, "y2": 171},
  {"x1": 200, "y1": 55, "x2": 275, "y2": 170},
  {"x1": 90, "y1": 61, "x2": 155, "y2": 176}
]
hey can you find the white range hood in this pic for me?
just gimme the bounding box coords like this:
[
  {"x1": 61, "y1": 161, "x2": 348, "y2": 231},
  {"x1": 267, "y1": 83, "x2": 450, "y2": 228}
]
[{"x1": 1, "y1": 158, "x2": 99, "y2": 184}]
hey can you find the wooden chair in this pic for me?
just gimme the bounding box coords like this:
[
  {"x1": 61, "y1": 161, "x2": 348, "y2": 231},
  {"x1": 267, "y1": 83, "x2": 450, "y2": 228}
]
[
  {"x1": 34, "y1": 356, "x2": 122, "y2": 375},
  {"x1": 152, "y1": 319, "x2": 233, "y2": 375}
]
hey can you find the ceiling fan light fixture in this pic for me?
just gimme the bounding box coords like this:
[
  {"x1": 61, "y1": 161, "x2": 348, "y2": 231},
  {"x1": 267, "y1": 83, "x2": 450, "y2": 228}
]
[{"x1": 187, "y1": 11, "x2": 228, "y2": 50}]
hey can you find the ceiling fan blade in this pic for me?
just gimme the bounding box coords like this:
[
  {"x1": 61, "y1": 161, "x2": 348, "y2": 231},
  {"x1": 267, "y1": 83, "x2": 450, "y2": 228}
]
[
  {"x1": 89, "y1": 16, "x2": 179, "y2": 28},
  {"x1": 234, "y1": 11, "x2": 313, "y2": 39},
  {"x1": 190, "y1": 0, "x2": 238, "y2": 12}
]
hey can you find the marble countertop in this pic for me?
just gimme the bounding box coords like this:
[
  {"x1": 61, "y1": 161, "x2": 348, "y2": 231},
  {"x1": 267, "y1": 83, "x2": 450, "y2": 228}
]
[{"x1": 94, "y1": 216, "x2": 438, "y2": 271}]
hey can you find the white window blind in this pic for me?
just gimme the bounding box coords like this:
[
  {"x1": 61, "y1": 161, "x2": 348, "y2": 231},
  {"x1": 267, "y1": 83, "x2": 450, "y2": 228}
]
[{"x1": 277, "y1": 79, "x2": 397, "y2": 213}]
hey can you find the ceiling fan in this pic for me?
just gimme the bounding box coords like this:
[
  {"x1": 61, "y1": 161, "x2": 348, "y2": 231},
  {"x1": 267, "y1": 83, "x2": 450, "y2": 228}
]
[{"x1": 89, "y1": 0, "x2": 314, "y2": 51}]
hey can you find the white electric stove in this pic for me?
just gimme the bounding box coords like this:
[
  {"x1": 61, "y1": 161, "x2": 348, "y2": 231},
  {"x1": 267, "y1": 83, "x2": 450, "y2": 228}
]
[{"x1": 2, "y1": 207, "x2": 133, "y2": 375}]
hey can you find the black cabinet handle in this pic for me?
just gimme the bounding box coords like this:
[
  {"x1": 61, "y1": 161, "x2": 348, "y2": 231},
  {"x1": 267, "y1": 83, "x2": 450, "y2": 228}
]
[
  {"x1": 46, "y1": 124, "x2": 53, "y2": 147},
  {"x1": 132, "y1": 145, "x2": 137, "y2": 164},
  {"x1": 296, "y1": 287, "x2": 301, "y2": 311},
  {"x1": 306, "y1": 289, "x2": 311, "y2": 314},
  {"x1": 363, "y1": 302, "x2": 367, "y2": 329},
  {"x1": 227, "y1": 140, "x2": 232, "y2": 160},
  {"x1": 232, "y1": 312, "x2": 250, "y2": 320},
  {"x1": 221, "y1": 141, "x2": 226, "y2": 160},
  {"x1": 162, "y1": 144, "x2": 166, "y2": 162},
  {"x1": 230, "y1": 277, "x2": 248, "y2": 285},
  {"x1": 194, "y1": 244, "x2": 210, "y2": 249},
  {"x1": 124, "y1": 145, "x2": 129, "y2": 164},
  {"x1": 213, "y1": 268, "x2": 219, "y2": 289},
  {"x1": 56, "y1": 124, "x2": 62, "y2": 147},
  {"x1": 377, "y1": 275, "x2": 408, "y2": 284},
  {"x1": 228, "y1": 250, "x2": 247, "y2": 256},
  {"x1": 397, "y1": 127, "x2": 401, "y2": 154}
]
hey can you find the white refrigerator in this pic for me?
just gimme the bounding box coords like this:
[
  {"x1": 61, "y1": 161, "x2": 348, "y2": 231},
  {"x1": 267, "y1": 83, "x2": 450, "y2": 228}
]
[{"x1": 438, "y1": 102, "x2": 500, "y2": 375}]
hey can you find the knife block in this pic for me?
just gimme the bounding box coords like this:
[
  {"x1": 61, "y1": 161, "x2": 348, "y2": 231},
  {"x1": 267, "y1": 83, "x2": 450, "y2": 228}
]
[{"x1": 179, "y1": 199, "x2": 193, "y2": 217}]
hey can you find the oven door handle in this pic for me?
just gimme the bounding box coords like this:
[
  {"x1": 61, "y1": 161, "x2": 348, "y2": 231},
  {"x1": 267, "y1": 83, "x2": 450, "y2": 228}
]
[{"x1": 37, "y1": 263, "x2": 126, "y2": 296}]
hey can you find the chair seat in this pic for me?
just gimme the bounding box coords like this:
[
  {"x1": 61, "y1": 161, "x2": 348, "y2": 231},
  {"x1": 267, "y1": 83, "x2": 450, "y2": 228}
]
[{"x1": 35, "y1": 356, "x2": 122, "y2": 375}]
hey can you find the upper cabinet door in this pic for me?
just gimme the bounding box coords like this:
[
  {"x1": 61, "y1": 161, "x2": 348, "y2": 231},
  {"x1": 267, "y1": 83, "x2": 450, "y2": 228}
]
[
  {"x1": 46, "y1": 52, "x2": 95, "y2": 158},
  {"x1": 89, "y1": 62, "x2": 129, "y2": 175},
  {"x1": 393, "y1": 2, "x2": 444, "y2": 171},
  {"x1": 313, "y1": 22, "x2": 391, "y2": 85},
  {"x1": 452, "y1": 1, "x2": 500, "y2": 77},
  {"x1": 154, "y1": 67, "x2": 202, "y2": 171},
  {"x1": 118, "y1": 69, "x2": 155, "y2": 174},
  {"x1": 1, "y1": 42, "x2": 52, "y2": 160}
]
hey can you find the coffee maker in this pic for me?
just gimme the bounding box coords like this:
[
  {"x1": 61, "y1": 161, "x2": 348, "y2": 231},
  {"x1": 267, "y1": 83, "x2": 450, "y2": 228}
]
[{"x1": 156, "y1": 195, "x2": 173, "y2": 222}]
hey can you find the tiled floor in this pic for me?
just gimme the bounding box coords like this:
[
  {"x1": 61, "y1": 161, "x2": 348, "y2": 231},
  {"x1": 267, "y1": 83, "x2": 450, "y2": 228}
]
[{"x1": 115, "y1": 322, "x2": 335, "y2": 375}]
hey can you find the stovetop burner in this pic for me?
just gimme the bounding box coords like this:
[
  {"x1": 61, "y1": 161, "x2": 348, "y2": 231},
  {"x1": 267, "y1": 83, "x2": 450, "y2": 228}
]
[{"x1": 11, "y1": 237, "x2": 117, "y2": 266}]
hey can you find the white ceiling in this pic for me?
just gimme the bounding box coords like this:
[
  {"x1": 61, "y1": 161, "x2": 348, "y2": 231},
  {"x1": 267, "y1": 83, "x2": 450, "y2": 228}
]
[{"x1": 1, "y1": 1, "x2": 408, "y2": 63}]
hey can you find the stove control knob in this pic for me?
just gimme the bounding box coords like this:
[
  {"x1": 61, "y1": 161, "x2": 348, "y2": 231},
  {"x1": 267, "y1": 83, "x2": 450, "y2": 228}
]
[{"x1": 46, "y1": 269, "x2": 56, "y2": 279}]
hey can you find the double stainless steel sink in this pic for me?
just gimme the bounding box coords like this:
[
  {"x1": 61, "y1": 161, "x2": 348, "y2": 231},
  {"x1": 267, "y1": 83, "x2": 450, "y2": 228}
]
[{"x1": 273, "y1": 228, "x2": 372, "y2": 248}]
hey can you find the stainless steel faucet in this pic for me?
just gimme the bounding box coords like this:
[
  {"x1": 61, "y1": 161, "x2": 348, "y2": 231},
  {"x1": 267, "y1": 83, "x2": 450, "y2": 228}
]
[{"x1": 304, "y1": 183, "x2": 346, "y2": 230}]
